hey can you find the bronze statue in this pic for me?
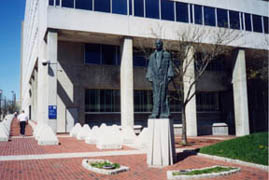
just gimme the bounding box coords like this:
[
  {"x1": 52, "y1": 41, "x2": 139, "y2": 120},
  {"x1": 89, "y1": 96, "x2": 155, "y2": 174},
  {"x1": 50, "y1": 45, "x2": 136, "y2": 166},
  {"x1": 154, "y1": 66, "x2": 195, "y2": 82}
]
[{"x1": 146, "y1": 39, "x2": 174, "y2": 118}]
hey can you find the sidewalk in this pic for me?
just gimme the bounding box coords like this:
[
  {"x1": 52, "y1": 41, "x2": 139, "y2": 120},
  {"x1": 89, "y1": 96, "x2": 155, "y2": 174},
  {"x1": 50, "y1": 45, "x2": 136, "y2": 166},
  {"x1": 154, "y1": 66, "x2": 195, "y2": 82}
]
[{"x1": 0, "y1": 118, "x2": 268, "y2": 180}]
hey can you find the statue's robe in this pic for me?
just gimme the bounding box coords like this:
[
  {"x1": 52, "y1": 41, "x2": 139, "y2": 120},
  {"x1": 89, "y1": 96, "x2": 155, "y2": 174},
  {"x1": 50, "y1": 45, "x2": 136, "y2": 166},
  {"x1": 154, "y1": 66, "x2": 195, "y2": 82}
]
[{"x1": 146, "y1": 50, "x2": 174, "y2": 118}]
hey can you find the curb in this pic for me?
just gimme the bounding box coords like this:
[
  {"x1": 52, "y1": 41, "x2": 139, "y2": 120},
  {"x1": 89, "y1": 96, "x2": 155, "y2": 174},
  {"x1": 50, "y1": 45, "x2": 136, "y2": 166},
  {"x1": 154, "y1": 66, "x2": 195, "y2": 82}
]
[{"x1": 198, "y1": 153, "x2": 269, "y2": 172}]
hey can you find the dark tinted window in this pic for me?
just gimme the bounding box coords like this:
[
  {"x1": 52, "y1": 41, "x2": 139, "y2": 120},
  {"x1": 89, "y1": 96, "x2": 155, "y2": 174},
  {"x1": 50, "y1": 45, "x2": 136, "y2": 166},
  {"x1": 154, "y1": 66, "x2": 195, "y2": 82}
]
[
  {"x1": 56, "y1": 0, "x2": 60, "y2": 5},
  {"x1": 145, "y1": 0, "x2": 159, "y2": 19},
  {"x1": 112, "y1": 0, "x2": 127, "y2": 15},
  {"x1": 133, "y1": 52, "x2": 147, "y2": 67},
  {"x1": 85, "y1": 44, "x2": 101, "y2": 64},
  {"x1": 49, "y1": 0, "x2": 54, "y2": 5},
  {"x1": 240, "y1": 12, "x2": 244, "y2": 30},
  {"x1": 194, "y1": 5, "x2": 202, "y2": 24},
  {"x1": 229, "y1": 10, "x2": 240, "y2": 29},
  {"x1": 217, "y1": 8, "x2": 228, "y2": 28},
  {"x1": 244, "y1": 13, "x2": 252, "y2": 31},
  {"x1": 252, "y1": 15, "x2": 263, "y2": 33},
  {"x1": 62, "y1": 0, "x2": 74, "y2": 8},
  {"x1": 102, "y1": 45, "x2": 118, "y2": 65},
  {"x1": 134, "y1": 0, "x2": 144, "y2": 17},
  {"x1": 176, "y1": 2, "x2": 189, "y2": 23},
  {"x1": 190, "y1": 4, "x2": 193, "y2": 23},
  {"x1": 95, "y1": 0, "x2": 110, "y2": 13},
  {"x1": 264, "y1": 16, "x2": 269, "y2": 34},
  {"x1": 129, "y1": 0, "x2": 132, "y2": 15},
  {"x1": 204, "y1": 6, "x2": 215, "y2": 26},
  {"x1": 76, "y1": 0, "x2": 92, "y2": 10},
  {"x1": 161, "y1": 0, "x2": 174, "y2": 21}
]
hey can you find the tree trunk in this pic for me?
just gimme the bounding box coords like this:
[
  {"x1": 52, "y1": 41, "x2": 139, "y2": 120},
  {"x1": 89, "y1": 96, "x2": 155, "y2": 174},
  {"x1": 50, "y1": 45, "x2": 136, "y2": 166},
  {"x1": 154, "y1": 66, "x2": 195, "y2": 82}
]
[{"x1": 181, "y1": 105, "x2": 188, "y2": 145}]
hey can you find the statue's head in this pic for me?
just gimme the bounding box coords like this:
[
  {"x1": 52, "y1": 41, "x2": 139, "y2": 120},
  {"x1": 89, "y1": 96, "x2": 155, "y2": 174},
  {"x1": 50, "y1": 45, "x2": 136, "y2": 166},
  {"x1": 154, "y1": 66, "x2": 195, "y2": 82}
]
[{"x1": 155, "y1": 39, "x2": 163, "y2": 51}]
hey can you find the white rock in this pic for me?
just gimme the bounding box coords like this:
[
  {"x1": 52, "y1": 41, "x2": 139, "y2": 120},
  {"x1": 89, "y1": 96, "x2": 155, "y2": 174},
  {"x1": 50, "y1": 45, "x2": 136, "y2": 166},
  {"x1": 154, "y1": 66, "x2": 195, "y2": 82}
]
[
  {"x1": 37, "y1": 125, "x2": 59, "y2": 145},
  {"x1": 96, "y1": 125, "x2": 123, "y2": 149},
  {"x1": 85, "y1": 125, "x2": 101, "y2": 144},
  {"x1": 121, "y1": 126, "x2": 137, "y2": 144},
  {"x1": 77, "y1": 124, "x2": 91, "y2": 140},
  {"x1": 135, "y1": 128, "x2": 149, "y2": 148},
  {"x1": 70, "y1": 123, "x2": 82, "y2": 137}
]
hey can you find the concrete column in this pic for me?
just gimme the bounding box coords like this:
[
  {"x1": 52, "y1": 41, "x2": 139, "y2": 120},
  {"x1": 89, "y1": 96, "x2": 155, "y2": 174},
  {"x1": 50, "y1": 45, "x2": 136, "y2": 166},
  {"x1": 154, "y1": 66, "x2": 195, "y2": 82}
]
[
  {"x1": 47, "y1": 30, "x2": 58, "y2": 133},
  {"x1": 183, "y1": 46, "x2": 197, "y2": 137},
  {"x1": 232, "y1": 50, "x2": 249, "y2": 136},
  {"x1": 120, "y1": 37, "x2": 134, "y2": 128}
]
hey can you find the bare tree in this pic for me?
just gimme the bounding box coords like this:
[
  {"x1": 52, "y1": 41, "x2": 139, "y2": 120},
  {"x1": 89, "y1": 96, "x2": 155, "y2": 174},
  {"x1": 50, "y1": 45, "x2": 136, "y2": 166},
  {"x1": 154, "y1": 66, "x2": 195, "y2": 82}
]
[{"x1": 137, "y1": 25, "x2": 243, "y2": 145}]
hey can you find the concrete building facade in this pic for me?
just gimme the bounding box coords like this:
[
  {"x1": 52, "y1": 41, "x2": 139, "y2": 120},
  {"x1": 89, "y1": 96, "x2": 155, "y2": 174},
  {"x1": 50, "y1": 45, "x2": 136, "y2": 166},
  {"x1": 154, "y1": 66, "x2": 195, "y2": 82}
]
[{"x1": 21, "y1": 0, "x2": 268, "y2": 136}]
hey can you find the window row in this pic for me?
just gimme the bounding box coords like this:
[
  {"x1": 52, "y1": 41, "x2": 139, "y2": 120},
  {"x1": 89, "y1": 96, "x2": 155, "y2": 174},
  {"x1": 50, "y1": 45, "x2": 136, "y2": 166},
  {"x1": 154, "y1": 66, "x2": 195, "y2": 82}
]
[
  {"x1": 85, "y1": 43, "x2": 148, "y2": 66},
  {"x1": 85, "y1": 89, "x2": 220, "y2": 113},
  {"x1": 49, "y1": 0, "x2": 268, "y2": 34}
]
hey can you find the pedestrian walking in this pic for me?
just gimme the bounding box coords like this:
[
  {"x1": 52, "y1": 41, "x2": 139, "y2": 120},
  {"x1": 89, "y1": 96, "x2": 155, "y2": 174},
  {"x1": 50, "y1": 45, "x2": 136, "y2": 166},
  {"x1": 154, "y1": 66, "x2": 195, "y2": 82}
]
[{"x1": 17, "y1": 110, "x2": 28, "y2": 136}]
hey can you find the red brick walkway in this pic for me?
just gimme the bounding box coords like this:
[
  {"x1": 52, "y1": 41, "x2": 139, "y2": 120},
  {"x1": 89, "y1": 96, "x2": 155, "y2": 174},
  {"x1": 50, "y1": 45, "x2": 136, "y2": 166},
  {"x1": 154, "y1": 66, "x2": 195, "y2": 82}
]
[{"x1": 0, "y1": 118, "x2": 267, "y2": 180}]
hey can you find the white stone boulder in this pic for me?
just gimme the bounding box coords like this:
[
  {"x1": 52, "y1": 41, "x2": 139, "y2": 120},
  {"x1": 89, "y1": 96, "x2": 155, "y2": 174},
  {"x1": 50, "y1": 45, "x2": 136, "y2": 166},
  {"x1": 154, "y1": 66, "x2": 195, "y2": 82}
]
[
  {"x1": 96, "y1": 125, "x2": 123, "y2": 149},
  {"x1": 0, "y1": 123, "x2": 9, "y2": 141},
  {"x1": 37, "y1": 125, "x2": 59, "y2": 145},
  {"x1": 77, "y1": 124, "x2": 91, "y2": 140},
  {"x1": 70, "y1": 123, "x2": 82, "y2": 137},
  {"x1": 135, "y1": 128, "x2": 149, "y2": 148},
  {"x1": 212, "y1": 123, "x2": 229, "y2": 136},
  {"x1": 121, "y1": 126, "x2": 137, "y2": 144},
  {"x1": 85, "y1": 126, "x2": 99, "y2": 144}
]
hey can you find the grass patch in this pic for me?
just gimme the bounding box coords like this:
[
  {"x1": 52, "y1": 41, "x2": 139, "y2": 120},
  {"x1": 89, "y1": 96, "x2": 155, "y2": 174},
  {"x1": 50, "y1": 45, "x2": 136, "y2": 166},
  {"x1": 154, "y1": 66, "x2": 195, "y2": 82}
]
[
  {"x1": 90, "y1": 161, "x2": 120, "y2": 169},
  {"x1": 172, "y1": 166, "x2": 236, "y2": 176},
  {"x1": 200, "y1": 132, "x2": 268, "y2": 165}
]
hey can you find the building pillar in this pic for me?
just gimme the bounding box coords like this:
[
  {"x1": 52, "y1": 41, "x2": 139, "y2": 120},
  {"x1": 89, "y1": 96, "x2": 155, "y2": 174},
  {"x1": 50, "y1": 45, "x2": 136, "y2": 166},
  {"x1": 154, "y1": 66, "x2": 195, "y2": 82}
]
[
  {"x1": 232, "y1": 50, "x2": 249, "y2": 136},
  {"x1": 183, "y1": 46, "x2": 197, "y2": 137},
  {"x1": 46, "y1": 30, "x2": 58, "y2": 133},
  {"x1": 120, "y1": 37, "x2": 134, "y2": 128}
]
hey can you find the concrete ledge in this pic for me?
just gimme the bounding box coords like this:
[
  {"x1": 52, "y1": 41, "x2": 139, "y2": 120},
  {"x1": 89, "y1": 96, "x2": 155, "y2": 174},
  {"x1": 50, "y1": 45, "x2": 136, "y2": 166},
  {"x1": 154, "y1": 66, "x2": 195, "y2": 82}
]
[
  {"x1": 198, "y1": 153, "x2": 269, "y2": 172},
  {"x1": 82, "y1": 159, "x2": 129, "y2": 175},
  {"x1": 167, "y1": 165, "x2": 240, "y2": 180}
]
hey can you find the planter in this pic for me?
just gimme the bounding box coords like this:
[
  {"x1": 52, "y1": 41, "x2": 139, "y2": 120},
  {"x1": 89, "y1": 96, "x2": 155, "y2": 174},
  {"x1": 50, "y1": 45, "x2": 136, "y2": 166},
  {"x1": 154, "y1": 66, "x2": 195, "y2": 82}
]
[{"x1": 82, "y1": 159, "x2": 129, "y2": 175}]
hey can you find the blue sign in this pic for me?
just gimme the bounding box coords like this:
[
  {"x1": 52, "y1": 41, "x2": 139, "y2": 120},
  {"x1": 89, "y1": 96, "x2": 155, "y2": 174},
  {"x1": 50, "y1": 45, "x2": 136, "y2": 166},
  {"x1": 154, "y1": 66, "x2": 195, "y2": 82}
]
[{"x1": 48, "y1": 105, "x2": 57, "y2": 119}]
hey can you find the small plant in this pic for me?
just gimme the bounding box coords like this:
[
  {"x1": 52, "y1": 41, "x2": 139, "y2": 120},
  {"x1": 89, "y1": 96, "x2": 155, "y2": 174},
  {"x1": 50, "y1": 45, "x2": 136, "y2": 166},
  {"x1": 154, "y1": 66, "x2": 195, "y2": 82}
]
[
  {"x1": 172, "y1": 166, "x2": 236, "y2": 176},
  {"x1": 89, "y1": 161, "x2": 120, "y2": 169}
]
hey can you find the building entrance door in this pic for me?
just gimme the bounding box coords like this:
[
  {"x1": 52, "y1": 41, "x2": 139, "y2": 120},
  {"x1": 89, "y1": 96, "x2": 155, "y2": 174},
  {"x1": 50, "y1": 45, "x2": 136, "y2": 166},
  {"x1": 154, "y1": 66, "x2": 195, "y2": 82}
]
[{"x1": 66, "y1": 108, "x2": 78, "y2": 132}]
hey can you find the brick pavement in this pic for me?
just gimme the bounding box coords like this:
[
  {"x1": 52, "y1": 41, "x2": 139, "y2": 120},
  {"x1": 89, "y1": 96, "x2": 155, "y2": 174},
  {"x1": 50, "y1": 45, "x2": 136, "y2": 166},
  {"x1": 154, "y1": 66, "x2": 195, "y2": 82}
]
[{"x1": 0, "y1": 118, "x2": 268, "y2": 180}]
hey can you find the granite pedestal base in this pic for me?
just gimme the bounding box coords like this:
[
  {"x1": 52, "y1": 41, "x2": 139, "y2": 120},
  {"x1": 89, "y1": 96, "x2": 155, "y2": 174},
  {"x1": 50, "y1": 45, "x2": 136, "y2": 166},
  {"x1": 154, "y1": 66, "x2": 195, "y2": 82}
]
[{"x1": 147, "y1": 118, "x2": 176, "y2": 167}]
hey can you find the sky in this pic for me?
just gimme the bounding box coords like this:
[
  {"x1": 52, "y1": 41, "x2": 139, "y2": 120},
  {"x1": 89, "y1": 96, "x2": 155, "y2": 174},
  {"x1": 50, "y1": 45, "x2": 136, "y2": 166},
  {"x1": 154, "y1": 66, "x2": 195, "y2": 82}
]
[{"x1": 0, "y1": 1, "x2": 26, "y2": 101}]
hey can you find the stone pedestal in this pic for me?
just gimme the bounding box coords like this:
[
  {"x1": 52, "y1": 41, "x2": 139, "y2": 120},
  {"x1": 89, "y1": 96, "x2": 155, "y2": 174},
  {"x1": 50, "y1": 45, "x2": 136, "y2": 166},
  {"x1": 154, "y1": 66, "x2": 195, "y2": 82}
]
[{"x1": 147, "y1": 118, "x2": 176, "y2": 167}]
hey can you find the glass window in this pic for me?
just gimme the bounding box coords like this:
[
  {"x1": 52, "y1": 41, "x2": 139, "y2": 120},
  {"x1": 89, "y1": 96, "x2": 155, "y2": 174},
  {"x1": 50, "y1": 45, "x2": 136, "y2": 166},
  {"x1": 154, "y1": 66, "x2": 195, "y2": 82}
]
[
  {"x1": 196, "y1": 92, "x2": 219, "y2": 111},
  {"x1": 134, "y1": 90, "x2": 152, "y2": 112},
  {"x1": 85, "y1": 89, "x2": 120, "y2": 112},
  {"x1": 95, "y1": 0, "x2": 111, "y2": 13},
  {"x1": 264, "y1": 16, "x2": 269, "y2": 34},
  {"x1": 161, "y1": 0, "x2": 174, "y2": 21},
  {"x1": 134, "y1": 0, "x2": 144, "y2": 17},
  {"x1": 204, "y1": 6, "x2": 215, "y2": 26},
  {"x1": 240, "y1": 12, "x2": 244, "y2": 30},
  {"x1": 102, "y1": 45, "x2": 118, "y2": 65},
  {"x1": 244, "y1": 13, "x2": 252, "y2": 31},
  {"x1": 129, "y1": 0, "x2": 132, "y2": 15},
  {"x1": 229, "y1": 10, "x2": 240, "y2": 29},
  {"x1": 49, "y1": 0, "x2": 54, "y2": 6},
  {"x1": 176, "y1": 2, "x2": 189, "y2": 23},
  {"x1": 112, "y1": 0, "x2": 127, "y2": 15},
  {"x1": 217, "y1": 8, "x2": 228, "y2": 28},
  {"x1": 76, "y1": 0, "x2": 92, "y2": 10},
  {"x1": 252, "y1": 15, "x2": 263, "y2": 33},
  {"x1": 56, "y1": 0, "x2": 60, "y2": 5},
  {"x1": 194, "y1": 5, "x2": 202, "y2": 24},
  {"x1": 145, "y1": 0, "x2": 159, "y2": 19},
  {"x1": 62, "y1": 0, "x2": 74, "y2": 8},
  {"x1": 190, "y1": 4, "x2": 193, "y2": 23},
  {"x1": 85, "y1": 44, "x2": 101, "y2": 64},
  {"x1": 133, "y1": 51, "x2": 147, "y2": 67}
]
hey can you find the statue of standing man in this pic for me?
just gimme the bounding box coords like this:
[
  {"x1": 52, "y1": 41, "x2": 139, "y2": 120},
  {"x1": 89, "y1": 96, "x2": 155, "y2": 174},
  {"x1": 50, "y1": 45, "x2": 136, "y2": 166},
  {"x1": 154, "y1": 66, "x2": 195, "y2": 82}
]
[{"x1": 146, "y1": 39, "x2": 174, "y2": 119}]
